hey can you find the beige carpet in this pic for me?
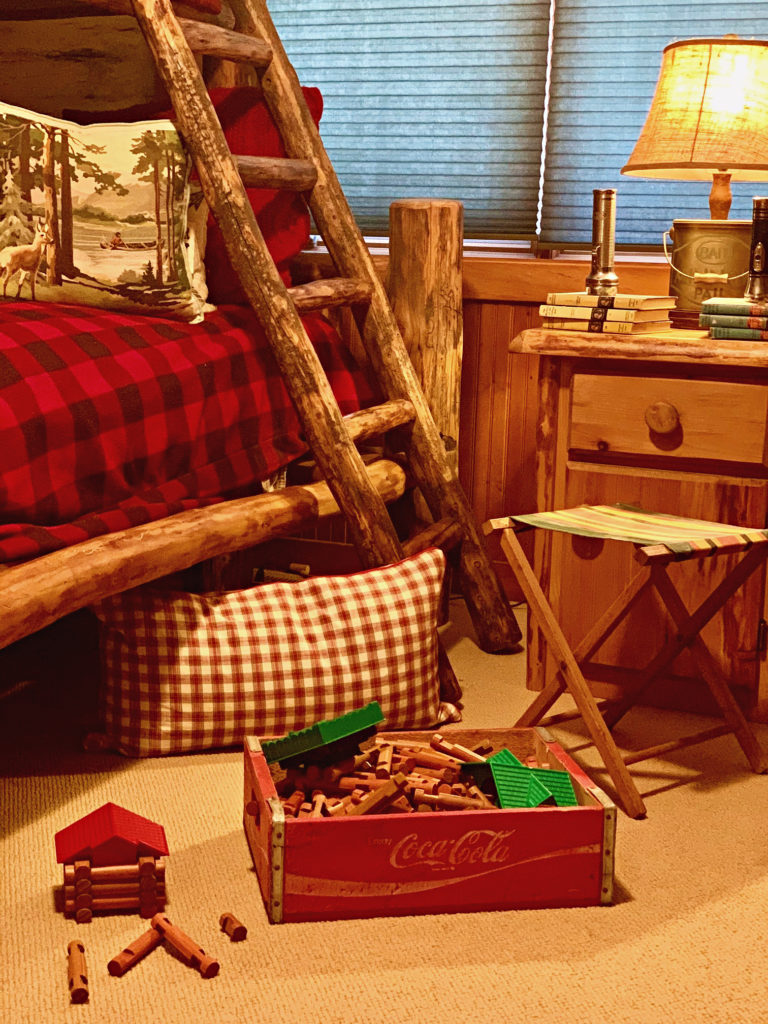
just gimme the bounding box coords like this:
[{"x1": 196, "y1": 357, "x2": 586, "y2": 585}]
[{"x1": 2, "y1": 602, "x2": 767, "y2": 1024}]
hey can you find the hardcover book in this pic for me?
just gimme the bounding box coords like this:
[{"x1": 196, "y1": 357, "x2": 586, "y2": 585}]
[
  {"x1": 709, "y1": 326, "x2": 768, "y2": 341},
  {"x1": 700, "y1": 297, "x2": 768, "y2": 317},
  {"x1": 545, "y1": 292, "x2": 676, "y2": 310},
  {"x1": 542, "y1": 317, "x2": 671, "y2": 335},
  {"x1": 699, "y1": 314, "x2": 768, "y2": 329},
  {"x1": 540, "y1": 304, "x2": 668, "y2": 323}
]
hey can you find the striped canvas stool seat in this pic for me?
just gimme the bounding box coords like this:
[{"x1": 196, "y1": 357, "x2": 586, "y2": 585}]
[{"x1": 485, "y1": 504, "x2": 768, "y2": 818}]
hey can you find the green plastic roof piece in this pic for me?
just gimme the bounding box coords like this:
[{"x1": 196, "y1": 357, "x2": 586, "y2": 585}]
[
  {"x1": 526, "y1": 768, "x2": 578, "y2": 806},
  {"x1": 261, "y1": 701, "x2": 385, "y2": 766},
  {"x1": 459, "y1": 746, "x2": 523, "y2": 788},
  {"x1": 490, "y1": 747, "x2": 524, "y2": 767},
  {"x1": 489, "y1": 762, "x2": 556, "y2": 808},
  {"x1": 459, "y1": 747, "x2": 579, "y2": 808},
  {"x1": 488, "y1": 748, "x2": 578, "y2": 807}
]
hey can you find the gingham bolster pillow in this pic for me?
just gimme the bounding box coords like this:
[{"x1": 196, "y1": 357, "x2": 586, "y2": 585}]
[{"x1": 91, "y1": 547, "x2": 460, "y2": 756}]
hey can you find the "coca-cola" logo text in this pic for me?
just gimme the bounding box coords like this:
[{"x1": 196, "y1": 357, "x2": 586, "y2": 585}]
[{"x1": 389, "y1": 829, "x2": 515, "y2": 871}]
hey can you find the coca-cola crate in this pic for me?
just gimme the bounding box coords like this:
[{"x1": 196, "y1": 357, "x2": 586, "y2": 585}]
[{"x1": 243, "y1": 727, "x2": 616, "y2": 923}]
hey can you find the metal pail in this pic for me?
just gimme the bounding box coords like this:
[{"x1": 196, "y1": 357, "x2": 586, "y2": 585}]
[{"x1": 665, "y1": 218, "x2": 751, "y2": 310}]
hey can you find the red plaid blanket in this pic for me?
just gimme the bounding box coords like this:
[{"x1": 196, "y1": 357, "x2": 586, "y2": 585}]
[{"x1": 0, "y1": 300, "x2": 376, "y2": 564}]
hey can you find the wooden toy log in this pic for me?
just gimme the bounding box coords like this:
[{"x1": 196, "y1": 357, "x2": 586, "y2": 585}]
[
  {"x1": 344, "y1": 772, "x2": 410, "y2": 816},
  {"x1": 430, "y1": 733, "x2": 488, "y2": 763},
  {"x1": 65, "y1": 896, "x2": 164, "y2": 914},
  {"x1": 137, "y1": 855, "x2": 160, "y2": 876},
  {"x1": 64, "y1": 862, "x2": 166, "y2": 885},
  {"x1": 72, "y1": 859, "x2": 91, "y2": 882},
  {"x1": 310, "y1": 791, "x2": 327, "y2": 818},
  {"x1": 151, "y1": 914, "x2": 220, "y2": 978},
  {"x1": 64, "y1": 882, "x2": 167, "y2": 900},
  {"x1": 467, "y1": 784, "x2": 497, "y2": 808},
  {"x1": 389, "y1": 743, "x2": 465, "y2": 772},
  {"x1": 336, "y1": 774, "x2": 394, "y2": 792},
  {"x1": 374, "y1": 743, "x2": 394, "y2": 778},
  {"x1": 403, "y1": 774, "x2": 445, "y2": 796},
  {"x1": 389, "y1": 795, "x2": 414, "y2": 813},
  {"x1": 326, "y1": 792, "x2": 362, "y2": 816},
  {"x1": 402, "y1": 764, "x2": 460, "y2": 784},
  {"x1": 412, "y1": 789, "x2": 488, "y2": 811},
  {"x1": 67, "y1": 940, "x2": 88, "y2": 1004},
  {"x1": 108, "y1": 926, "x2": 164, "y2": 977},
  {"x1": 219, "y1": 912, "x2": 248, "y2": 941},
  {"x1": 282, "y1": 789, "x2": 305, "y2": 817}
]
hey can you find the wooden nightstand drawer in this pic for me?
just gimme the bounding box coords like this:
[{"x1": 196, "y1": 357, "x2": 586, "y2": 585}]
[{"x1": 569, "y1": 374, "x2": 768, "y2": 467}]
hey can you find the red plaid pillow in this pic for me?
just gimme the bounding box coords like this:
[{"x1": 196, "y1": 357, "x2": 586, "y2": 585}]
[{"x1": 91, "y1": 548, "x2": 459, "y2": 757}]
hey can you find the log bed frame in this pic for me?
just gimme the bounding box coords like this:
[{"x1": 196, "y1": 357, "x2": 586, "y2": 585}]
[{"x1": 0, "y1": 1, "x2": 470, "y2": 660}]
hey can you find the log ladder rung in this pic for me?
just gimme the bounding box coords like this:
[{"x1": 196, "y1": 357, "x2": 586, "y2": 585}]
[
  {"x1": 235, "y1": 154, "x2": 317, "y2": 192},
  {"x1": 402, "y1": 518, "x2": 463, "y2": 558},
  {"x1": 288, "y1": 277, "x2": 374, "y2": 313},
  {"x1": 179, "y1": 19, "x2": 273, "y2": 66},
  {"x1": 343, "y1": 399, "x2": 416, "y2": 444}
]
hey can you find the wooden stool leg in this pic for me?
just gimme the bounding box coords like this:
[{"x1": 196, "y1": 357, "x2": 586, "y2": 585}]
[
  {"x1": 651, "y1": 568, "x2": 768, "y2": 774},
  {"x1": 603, "y1": 545, "x2": 768, "y2": 730},
  {"x1": 500, "y1": 528, "x2": 647, "y2": 818},
  {"x1": 517, "y1": 570, "x2": 649, "y2": 728},
  {"x1": 515, "y1": 676, "x2": 566, "y2": 728}
]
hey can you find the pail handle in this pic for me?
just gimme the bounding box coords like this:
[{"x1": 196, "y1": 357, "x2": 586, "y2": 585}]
[{"x1": 662, "y1": 231, "x2": 749, "y2": 282}]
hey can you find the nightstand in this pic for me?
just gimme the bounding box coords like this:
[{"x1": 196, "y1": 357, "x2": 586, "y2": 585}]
[{"x1": 509, "y1": 327, "x2": 768, "y2": 722}]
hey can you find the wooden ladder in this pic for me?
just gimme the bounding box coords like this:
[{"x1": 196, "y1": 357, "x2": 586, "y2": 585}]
[{"x1": 128, "y1": 0, "x2": 521, "y2": 679}]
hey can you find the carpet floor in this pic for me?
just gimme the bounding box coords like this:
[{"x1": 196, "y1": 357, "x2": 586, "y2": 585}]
[{"x1": 1, "y1": 602, "x2": 767, "y2": 1024}]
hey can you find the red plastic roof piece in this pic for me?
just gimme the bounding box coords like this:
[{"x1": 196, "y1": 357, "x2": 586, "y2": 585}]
[{"x1": 54, "y1": 802, "x2": 169, "y2": 866}]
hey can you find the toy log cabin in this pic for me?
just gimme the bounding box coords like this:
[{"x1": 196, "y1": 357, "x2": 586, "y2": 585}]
[{"x1": 54, "y1": 802, "x2": 168, "y2": 922}]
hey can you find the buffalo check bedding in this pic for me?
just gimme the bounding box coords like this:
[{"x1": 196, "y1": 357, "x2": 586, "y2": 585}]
[{"x1": 0, "y1": 299, "x2": 376, "y2": 564}]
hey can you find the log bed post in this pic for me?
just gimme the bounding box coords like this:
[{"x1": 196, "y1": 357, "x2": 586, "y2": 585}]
[
  {"x1": 387, "y1": 199, "x2": 464, "y2": 619},
  {"x1": 387, "y1": 198, "x2": 464, "y2": 480}
]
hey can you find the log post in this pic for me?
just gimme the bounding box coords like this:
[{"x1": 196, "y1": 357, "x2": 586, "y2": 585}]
[
  {"x1": 388, "y1": 199, "x2": 463, "y2": 620},
  {"x1": 388, "y1": 199, "x2": 464, "y2": 478}
]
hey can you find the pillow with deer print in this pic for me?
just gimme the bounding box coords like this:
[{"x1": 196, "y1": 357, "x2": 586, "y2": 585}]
[{"x1": 0, "y1": 100, "x2": 208, "y2": 322}]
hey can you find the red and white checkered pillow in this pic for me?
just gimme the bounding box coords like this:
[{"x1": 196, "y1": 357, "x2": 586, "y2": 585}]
[{"x1": 91, "y1": 548, "x2": 459, "y2": 756}]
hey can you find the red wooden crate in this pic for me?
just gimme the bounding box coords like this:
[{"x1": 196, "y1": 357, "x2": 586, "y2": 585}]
[{"x1": 243, "y1": 727, "x2": 616, "y2": 923}]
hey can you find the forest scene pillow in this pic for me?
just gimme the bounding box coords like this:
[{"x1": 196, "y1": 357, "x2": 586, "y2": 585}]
[{"x1": 0, "y1": 100, "x2": 207, "y2": 321}]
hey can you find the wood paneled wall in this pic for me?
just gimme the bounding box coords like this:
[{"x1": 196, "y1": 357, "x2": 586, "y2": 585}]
[{"x1": 459, "y1": 301, "x2": 539, "y2": 595}]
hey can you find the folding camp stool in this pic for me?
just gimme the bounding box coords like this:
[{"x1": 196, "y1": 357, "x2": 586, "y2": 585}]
[{"x1": 485, "y1": 504, "x2": 768, "y2": 818}]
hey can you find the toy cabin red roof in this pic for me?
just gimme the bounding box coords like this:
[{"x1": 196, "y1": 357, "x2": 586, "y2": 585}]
[{"x1": 55, "y1": 802, "x2": 169, "y2": 866}]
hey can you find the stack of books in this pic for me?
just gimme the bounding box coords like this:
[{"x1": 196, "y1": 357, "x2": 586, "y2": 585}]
[
  {"x1": 539, "y1": 293, "x2": 675, "y2": 334},
  {"x1": 699, "y1": 297, "x2": 768, "y2": 340}
]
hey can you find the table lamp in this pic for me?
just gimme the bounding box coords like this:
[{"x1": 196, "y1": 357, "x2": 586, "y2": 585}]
[{"x1": 621, "y1": 36, "x2": 768, "y2": 323}]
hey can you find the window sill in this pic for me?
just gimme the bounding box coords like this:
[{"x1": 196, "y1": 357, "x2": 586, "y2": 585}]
[
  {"x1": 294, "y1": 245, "x2": 672, "y2": 305},
  {"x1": 460, "y1": 252, "x2": 670, "y2": 303}
]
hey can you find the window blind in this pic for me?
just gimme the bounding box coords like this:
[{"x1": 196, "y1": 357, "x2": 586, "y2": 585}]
[
  {"x1": 540, "y1": 1, "x2": 768, "y2": 246},
  {"x1": 269, "y1": 0, "x2": 551, "y2": 238}
]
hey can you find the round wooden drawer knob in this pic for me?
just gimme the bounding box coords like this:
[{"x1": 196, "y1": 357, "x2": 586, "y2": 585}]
[{"x1": 644, "y1": 400, "x2": 680, "y2": 434}]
